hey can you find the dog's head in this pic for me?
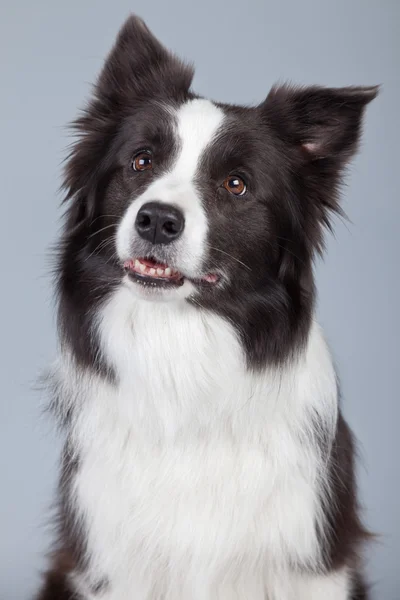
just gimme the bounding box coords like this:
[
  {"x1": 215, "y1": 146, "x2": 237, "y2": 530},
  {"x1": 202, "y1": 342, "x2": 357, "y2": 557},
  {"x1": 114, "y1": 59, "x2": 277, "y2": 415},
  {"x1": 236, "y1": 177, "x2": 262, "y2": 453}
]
[{"x1": 59, "y1": 16, "x2": 377, "y2": 367}]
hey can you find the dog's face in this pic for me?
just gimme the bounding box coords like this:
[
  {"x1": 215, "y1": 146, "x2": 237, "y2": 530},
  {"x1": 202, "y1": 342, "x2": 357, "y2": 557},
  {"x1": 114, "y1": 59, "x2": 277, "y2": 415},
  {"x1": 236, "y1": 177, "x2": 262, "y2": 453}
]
[
  {"x1": 60, "y1": 16, "x2": 376, "y2": 367},
  {"x1": 108, "y1": 97, "x2": 285, "y2": 303}
]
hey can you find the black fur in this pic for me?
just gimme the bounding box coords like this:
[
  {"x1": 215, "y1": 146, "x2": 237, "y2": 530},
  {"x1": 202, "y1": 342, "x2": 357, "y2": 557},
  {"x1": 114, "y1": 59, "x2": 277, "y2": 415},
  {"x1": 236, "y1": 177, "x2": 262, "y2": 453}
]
[
  {"x1": 36, "y1": 15, "x2": 377, "y2": 599},
  {"x1": 57, "y1": 17, "x2": 377, "y2": 372}
]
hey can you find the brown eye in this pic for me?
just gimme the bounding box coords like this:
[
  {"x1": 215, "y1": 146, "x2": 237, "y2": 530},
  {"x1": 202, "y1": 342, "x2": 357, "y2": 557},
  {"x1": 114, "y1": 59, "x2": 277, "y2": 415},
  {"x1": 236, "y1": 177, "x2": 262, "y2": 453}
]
[
  {"x1": 132, "y1": 151, "x2": 152, "y2": 172},
  {"x1": 223, "y1": 175, "x2": 247, "y2": 196}
]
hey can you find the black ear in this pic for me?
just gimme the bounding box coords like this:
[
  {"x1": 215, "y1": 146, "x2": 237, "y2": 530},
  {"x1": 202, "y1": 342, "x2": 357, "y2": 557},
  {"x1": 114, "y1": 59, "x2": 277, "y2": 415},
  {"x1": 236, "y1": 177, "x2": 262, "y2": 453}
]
[
  {"x1": 63, "y1": 16, "x2": 193, "y2": 216},
  {"x1": 97, "y1": 15, "x2": 194, "y2": 106},
  {"x1": 262, "y1": 84, "x2": 378, "y2": 162}
]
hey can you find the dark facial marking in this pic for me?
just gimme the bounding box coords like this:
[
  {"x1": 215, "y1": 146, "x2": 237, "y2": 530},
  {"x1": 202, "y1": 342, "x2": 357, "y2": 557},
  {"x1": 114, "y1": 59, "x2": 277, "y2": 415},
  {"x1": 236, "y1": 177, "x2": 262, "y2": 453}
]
[{"x1": 41, "y1": 15, "x2": 378, "y2": 598}]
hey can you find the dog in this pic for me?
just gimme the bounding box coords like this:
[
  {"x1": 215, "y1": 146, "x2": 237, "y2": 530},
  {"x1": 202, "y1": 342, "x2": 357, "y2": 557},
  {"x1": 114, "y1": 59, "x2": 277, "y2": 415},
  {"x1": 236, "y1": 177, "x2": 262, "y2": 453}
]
[{"x1": 35, "y1": 15, "x2": 377, "y2": 600}]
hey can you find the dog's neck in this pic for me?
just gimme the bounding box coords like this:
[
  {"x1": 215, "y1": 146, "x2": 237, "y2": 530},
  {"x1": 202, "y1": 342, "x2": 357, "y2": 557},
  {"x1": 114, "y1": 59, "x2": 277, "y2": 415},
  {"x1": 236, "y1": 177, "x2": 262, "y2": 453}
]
[{"x1": 55, "y1": 285, "x2": 338, "y2": 445}]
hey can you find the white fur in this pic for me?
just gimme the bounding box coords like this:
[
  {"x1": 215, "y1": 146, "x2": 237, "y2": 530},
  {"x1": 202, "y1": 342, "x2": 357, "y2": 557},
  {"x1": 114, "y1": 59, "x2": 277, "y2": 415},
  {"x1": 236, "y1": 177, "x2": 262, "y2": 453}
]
[
  {"x1": 295, "y1": 568, "x2": 351, "y2": 599},
  {"x1": 116, "y1": 99, "x2": 225, "y2": 282},
  {"x1": 51, "y1": 277, "x2": 352, "y2": 599}
]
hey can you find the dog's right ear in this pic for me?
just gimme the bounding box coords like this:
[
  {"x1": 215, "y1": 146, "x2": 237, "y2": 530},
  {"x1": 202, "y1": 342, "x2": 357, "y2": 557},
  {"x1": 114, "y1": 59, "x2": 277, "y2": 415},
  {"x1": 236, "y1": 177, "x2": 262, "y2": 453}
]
[
  {"x1": 62, "y1": 16, "x2": 193, "y2": 221},
  {"x1": 96, "y1": 15, "x2": 194, "y2": 104}
]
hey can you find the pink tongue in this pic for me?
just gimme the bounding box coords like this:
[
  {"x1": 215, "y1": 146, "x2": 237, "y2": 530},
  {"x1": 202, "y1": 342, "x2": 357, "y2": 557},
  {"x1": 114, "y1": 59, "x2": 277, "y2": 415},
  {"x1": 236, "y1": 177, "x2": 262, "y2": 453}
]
[{"x1": 203, "y1": 273, "x2": 218, "y2": 283}]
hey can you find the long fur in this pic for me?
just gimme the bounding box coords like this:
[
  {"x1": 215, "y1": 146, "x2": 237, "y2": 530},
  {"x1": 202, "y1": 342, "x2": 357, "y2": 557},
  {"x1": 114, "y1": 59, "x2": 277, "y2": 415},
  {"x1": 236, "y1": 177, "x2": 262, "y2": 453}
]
[{"x1": 36, "y1": 15, "x2": 377, "y2": 600}]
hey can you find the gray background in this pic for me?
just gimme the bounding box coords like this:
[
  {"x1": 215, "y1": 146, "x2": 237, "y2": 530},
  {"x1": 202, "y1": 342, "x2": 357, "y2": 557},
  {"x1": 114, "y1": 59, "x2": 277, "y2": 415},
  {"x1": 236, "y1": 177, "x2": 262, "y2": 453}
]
[{"x1": 0, "y1": 0, "x2": 398, "y2": 598}]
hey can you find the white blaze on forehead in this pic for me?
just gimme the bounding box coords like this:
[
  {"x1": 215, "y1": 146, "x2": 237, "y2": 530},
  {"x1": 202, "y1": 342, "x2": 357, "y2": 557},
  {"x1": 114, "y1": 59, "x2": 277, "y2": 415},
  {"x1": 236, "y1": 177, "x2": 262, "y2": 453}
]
[
  {"x1": 173, "y1": 98, "x2": 225, "y2": 180},
  {"x1": 116, "y1": 98, "x2": 225, "y2": 280}
]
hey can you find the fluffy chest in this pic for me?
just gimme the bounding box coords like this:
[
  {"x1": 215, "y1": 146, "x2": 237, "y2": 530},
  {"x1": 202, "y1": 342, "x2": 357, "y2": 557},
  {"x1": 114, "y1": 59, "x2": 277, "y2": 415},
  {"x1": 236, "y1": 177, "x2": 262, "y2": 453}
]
[
  {"x1": 64, "y1": 289, "x2": 337, "y2": 597},
  {"x1": 72, "y1": 401, "x2": 323, "y2": 598}
]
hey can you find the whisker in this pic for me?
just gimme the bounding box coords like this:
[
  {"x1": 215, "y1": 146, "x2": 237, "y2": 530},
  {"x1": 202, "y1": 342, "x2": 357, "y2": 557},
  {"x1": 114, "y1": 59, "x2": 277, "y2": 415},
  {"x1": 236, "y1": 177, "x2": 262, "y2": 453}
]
[
  {"x1": 274, "y1": 238, "x2": 306, "y2": 267},
  {"x1": 87, "y1": 224, "x2": 118, "y2": 239},
  {"x1": 84, "y1": 237, "x2": 116, "y2": 262},
  {"x1": 89, "y1": 214, "x2": 120, "y2": 226},
  {"x1": 105, "y1": 249, "x2": 120, "y2": 265},
  {"x1": 207, "y1": 245, "x2": 252, "y2": 271}
]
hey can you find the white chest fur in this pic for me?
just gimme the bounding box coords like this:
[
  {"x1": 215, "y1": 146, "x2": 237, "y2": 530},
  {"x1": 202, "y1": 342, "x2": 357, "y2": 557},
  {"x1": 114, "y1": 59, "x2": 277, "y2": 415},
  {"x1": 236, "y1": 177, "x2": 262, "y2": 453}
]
[{"x1": 61, "y1": 286, "x2": 339, "y2": 600}]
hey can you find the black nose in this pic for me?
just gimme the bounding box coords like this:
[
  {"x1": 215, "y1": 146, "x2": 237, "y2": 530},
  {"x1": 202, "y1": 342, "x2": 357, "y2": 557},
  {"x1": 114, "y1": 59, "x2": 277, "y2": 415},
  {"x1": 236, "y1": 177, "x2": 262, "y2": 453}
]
[{"x1": 135, "y1": 202, "x2": 185, "y2": 245}]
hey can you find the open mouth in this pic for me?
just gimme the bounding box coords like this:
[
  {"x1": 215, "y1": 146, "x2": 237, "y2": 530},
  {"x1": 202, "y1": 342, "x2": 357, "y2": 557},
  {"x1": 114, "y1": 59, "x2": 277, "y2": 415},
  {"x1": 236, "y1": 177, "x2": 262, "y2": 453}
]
[{"x1": 123, "y1": 257, "x2": 219, "y2": 289}]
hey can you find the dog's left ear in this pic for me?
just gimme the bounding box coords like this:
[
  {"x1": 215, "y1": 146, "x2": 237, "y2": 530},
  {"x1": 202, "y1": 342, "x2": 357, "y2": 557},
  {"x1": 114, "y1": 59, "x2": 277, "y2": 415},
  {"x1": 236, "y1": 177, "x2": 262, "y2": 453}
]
[{"x1": 261, "y1": 84, "x2": 378, "y2": 163}]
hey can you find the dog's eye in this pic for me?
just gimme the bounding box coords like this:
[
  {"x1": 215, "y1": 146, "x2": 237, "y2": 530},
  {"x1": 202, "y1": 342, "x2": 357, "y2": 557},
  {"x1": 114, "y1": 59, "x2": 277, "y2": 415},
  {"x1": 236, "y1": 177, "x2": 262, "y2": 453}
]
[
  {"x1": 223, "y1": 175, "x2": 247, "y2": 196},
  {"x1": 132, "y1": 151, "x2": 153, "y2": 172}
]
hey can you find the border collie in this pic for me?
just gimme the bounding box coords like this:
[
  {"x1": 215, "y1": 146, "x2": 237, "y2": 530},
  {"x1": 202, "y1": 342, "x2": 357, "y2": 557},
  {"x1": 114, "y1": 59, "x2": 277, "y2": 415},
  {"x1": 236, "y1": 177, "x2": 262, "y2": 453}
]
[{"x1": 36, "y1": 15, "x2": 378, "y2": 600}]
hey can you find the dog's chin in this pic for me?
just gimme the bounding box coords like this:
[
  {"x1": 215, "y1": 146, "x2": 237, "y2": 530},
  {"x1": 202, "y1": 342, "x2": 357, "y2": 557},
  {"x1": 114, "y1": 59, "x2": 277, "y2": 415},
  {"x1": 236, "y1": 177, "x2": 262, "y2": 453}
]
[
  {"x1": 122, "y1": 257, "x2": 220, "y2": 303},
  {"x1": 124, "y1": 273, "x2": 195, "y2": 302}
]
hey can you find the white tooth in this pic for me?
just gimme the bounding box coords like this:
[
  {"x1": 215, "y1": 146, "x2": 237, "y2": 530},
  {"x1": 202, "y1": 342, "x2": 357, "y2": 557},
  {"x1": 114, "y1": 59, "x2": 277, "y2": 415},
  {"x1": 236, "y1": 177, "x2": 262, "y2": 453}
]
[
  {"x1": 134, "y1": 259, "x2": 140, "y2": 270},
  {"x1": 140, "y1": 264, "x2": 146, "y2": 273},
  {"x1": 149, "y1": 268, "x2": 156, "y2": 275},
  {"x1": 157, "y1": 268, "x2": 164, "y2": 276},
  {"x1": 165, "y1": 267, "x2": 171, "y2": 276}
]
